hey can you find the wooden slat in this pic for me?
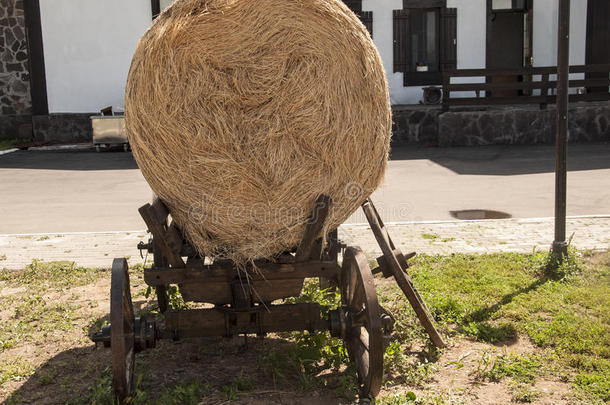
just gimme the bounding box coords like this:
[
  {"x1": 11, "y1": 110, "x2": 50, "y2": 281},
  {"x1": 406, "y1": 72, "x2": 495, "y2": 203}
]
[
  {"x1": 139, "y1": 203, "x2": 184, "y2": 268},
  {"x1": 144, "y1": 260, "x2": 339, "y2": 285},
  {"x1": 165, "y1": 221, "x2": 184, "y2": 256},
  {"x1": 151, "y1": 195, "x2": 169, "y2": 227},
  {"x1": 295, "y1": 195, "x2": 332, "y2": 262},
  {"x1": 163, "y1": 303, "x2": 325, "y2": 339},
  {"x1": 393, "y1": 9, "x2": 409, "y2": 73},
  {"x1": 446, "y1": 77, "x2": 610, "y2": 92},
  {"x1": 360, "y1": 10, "x2": 373, "y2": 37},
  {"x1": 179, "y1": 278, "x2": 304, "y2": 305},
  {"x1": 404, "y1": 0, "x2": 446, "y2": 7},
  {"x1": 440, "y1": 7, "x2": 457, "y2": 71},
  {"x1": 445, "y1": 92, "x2": 610, "y2": 106},
  {"x1": 444, "y1": 63, "x2": 610, "y2": 78},
  {"x1": 362, "y1": 202, "x2": 446, "y2": 348}
]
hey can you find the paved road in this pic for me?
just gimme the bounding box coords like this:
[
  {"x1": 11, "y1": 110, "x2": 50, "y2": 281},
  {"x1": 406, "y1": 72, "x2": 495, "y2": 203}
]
[{"x1": 1, "y1": 143, "x2": 609, "y2": 234}]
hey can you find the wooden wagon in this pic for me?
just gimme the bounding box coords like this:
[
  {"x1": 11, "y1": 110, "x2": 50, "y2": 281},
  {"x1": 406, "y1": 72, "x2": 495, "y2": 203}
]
[{"x1": 91, "y1": 195, "x2": 444, "y2": 402}]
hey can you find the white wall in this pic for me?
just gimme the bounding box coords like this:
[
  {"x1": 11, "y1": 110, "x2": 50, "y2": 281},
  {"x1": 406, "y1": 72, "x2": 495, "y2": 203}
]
[
  {"x1": 533, "y1": 0, "x2": 587, "y2": 68},
  {"x1": 364, "y1": 0, "x2": 487, "y2": 105},
  {"x1": 38, "y1": 0, "x2": 590, "y2": 110},
  {"x1": 40, "y1": 0, "x2": 153, "y2": 113},
  {"x1": 368, "y1": 0, "x2": 589, "y2": 104}
]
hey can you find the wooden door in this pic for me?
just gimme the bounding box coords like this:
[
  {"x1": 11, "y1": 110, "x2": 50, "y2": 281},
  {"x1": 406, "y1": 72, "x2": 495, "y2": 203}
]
[
  {"x1": 586, "y1": 0, "x2": 610, "y2": 93},
  {"x1": 487, "y1": 12, "x2": 524, "y2": 97}
]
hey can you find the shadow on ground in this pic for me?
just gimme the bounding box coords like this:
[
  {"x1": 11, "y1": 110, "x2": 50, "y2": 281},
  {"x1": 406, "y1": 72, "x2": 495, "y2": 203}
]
[
  {"x1": 390, "y1": 142, "x2": 610, "y2": 175},
  {"x1": 458, "y1": 275, "x2": 552, "y2": 345},
  {"x1": 3, "y1": 335, "x2": 352, "y2": 405},
  {"x1": 0, "y1": 150, "x2": 138, "y2": 171}
]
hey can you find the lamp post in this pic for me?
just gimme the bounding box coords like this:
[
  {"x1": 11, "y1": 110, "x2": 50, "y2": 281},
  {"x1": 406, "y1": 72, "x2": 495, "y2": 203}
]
[{"x1": 552, "y1": 0, "x2": 570, "y2": 257}]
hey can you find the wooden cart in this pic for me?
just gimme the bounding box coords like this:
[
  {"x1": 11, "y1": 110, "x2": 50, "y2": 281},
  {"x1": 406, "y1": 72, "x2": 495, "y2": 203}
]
[{"x1": 92, "y1": 195, "x2": 444, "y2": 402}]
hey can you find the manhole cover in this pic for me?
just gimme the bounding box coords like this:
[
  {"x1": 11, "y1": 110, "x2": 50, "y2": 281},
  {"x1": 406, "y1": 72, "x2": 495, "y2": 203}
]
[{"x1": 450, "y1": 209, "x2": 512, "y2": 220}]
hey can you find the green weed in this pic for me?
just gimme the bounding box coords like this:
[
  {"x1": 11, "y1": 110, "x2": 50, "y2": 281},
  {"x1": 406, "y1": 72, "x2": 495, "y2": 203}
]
[
  {"x1": 0, "y1": 260, "x2": 106, "y2": 290},
  {"x1": 0, "y1": 357, "x2": 34, "y2": 385},
  {"x1": 0, "y1": 138, "x2": 18, "y2": 151}
]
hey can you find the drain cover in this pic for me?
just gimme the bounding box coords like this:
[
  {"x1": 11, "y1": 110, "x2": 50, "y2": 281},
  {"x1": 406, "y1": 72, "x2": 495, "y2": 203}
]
[{"x1": 450, "y1": 209, "x2": 512, "y2": 220}]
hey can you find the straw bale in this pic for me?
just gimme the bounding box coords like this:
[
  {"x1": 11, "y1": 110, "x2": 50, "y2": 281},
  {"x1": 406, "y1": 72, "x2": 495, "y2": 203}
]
[{"x1": 126, "y1": 0, "x2": 391, "y2": 262}]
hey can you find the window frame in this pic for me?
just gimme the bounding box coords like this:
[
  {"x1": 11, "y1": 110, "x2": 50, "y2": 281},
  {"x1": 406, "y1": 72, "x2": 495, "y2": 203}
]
[
  {"x1": 396, "y1": 0, "x2": 452, "y2": 87},
  {"x1": 402, "y1": 7, "x2": 442, "y2": 86}
]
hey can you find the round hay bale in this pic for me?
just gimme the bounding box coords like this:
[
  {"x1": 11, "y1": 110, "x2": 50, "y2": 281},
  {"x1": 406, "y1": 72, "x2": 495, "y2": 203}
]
[{"x1": 126, "y1": 0, "x2": 391, "y2": 262}]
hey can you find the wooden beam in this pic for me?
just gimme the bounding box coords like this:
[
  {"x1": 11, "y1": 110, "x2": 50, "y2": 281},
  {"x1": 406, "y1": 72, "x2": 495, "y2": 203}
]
[
  {"x1": 162, "y1": 303, "x2": 327, "y2": 339},
  {"x1": 295, "y1": 195, "x2": 332, "y2": 261},
  {"x1": 139, "y1": 202, "x2": 184, "y2": 268},
  {"x1": 144, "y1": 260, "x2": 340, "y2": 286}
]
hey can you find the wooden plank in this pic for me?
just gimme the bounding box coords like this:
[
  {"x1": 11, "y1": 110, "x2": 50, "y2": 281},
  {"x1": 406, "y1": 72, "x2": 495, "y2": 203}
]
[
  {"x1": 179, "y1": 278, "x2": 304, "y2": 305},
  {"x1": 445, "y1": 67, "x2": 557, "y2": 77},
  {"x1": 151, "y1": 195, "x2": 169, "y2": 227},
  {"x1": 570, "y1": 63, "x2": 610, "y2": 73},
  {"x1": 362, "y1": 202, "x2": 446, "y2": 348},
  {"x1": 445, "y1": 77, "x2": 610, "y2": 92},
  {"x1": 295, "y1": 195, "x2": 332, "y2": 261},
  {"x1": 166, "y1": 221, "x2": 184, "y2": 256},
  {"x1": 445, "y1": 92, "x2": 609, "y2": 106},
  {"x1": 446, "y1": 96, "x2": 553, "y2": 105},
  {"x1": 162, "y1": 303, "x2": 326, "y2": 339},
  {"x1": 404, "y1": 0, "x2": 446, "y2": 7},
  {"x1": 444, "y1": 64, "x2": 610, "y2": 78},
  {"x1": 139, "y1": 203, "x2": 184, "y2": 268},
  {"x1": 144, "y1": 260, "x2": 339, "y2": 285}
]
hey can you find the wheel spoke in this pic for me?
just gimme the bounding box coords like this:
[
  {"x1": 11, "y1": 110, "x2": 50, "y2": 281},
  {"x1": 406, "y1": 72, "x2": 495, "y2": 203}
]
[
  {"x1": 351, "y1": 283, "x2": 364, "y2": 308},
  {"x1": 358, "y1": 327, "x2": 370, "y2": 351}
]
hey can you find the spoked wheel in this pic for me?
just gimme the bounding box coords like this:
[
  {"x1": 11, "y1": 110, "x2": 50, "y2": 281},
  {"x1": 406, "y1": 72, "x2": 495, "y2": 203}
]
[
  {"x1": 340, "y1": 247, "x2": 384, "y2": 398},
  {"x1": 110, "y1": 258, "x2": 135, "y2": 403}
]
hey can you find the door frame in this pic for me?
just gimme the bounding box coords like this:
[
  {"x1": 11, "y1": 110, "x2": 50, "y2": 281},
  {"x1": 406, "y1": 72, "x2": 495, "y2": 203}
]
[
  {"x1": 485, "y1": 0, "x2": 533, "y2": 70},
  {"x1": 485, "y1": 0, "x2": 533, "y2": 97}
]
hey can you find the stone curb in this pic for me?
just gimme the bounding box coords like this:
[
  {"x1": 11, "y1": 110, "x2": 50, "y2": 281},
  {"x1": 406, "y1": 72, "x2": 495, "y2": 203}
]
[{"x1": 1, "y1": 217, "x2": 608, "y2": 270}]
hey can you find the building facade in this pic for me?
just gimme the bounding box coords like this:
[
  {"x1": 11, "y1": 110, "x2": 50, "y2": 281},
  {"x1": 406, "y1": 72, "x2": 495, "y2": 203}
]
[{"x1": 0, "y1": 0, "x2": 608, "y2": 144}]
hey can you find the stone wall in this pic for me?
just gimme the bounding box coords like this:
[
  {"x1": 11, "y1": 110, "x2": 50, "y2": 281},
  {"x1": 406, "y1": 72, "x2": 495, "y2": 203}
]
[
  {"x1": 438, "y1": 102, "x2": 610, "y2": 146},
  {"x1": 0, "y1": 0, "x2": 31, "y2": 139},
  {"x1": 392, "y1": 105, "x2": 441, "y2": 146},
  {"x1": 392, "y1": 102, "x2": 610, "y2": 147},
  {"x1": 32, "y1": 114, "x2": 94, "y2": 143}
]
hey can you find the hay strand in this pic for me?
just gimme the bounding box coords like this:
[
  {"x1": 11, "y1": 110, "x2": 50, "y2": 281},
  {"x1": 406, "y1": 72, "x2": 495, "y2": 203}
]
[{"x1": 125, "y1": 0, "x2": 391, "y2": 262}]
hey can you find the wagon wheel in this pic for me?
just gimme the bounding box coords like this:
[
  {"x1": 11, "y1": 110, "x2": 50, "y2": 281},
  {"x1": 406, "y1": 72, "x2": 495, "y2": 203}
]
[
  {"x1": 362, "y1": 199, "x2": 446, "y2": 348},
  {"x1": 340, "y1": 247, "x2": 384, "y2": 398},
  {"x1": 110, "y1": 258, "x2": 136, "y2": 403}
]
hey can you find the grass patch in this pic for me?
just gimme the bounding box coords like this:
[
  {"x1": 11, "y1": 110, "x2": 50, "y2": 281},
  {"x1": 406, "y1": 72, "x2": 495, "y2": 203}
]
[
  {"x1": 0, "y1": 358, "x2": 34, "y2": 385},
  {"x1": 474, "y1": 351, "x2": 545, "y2": 383},
  {"x1": 0, "y1": 252, "x2": 608, "y2": 404},
  {"x1": 0, "y1": 260, "x2": 107, "y2": 291},
  {"x1": 0, "y1": 138, "x2": 18, "y2": 151},
  {"x1": 399, "y1": 249, "x2": 609, "y2": 403},
  {"x1": 421, "y1": 233, "x2": 439, "y2": 240}
]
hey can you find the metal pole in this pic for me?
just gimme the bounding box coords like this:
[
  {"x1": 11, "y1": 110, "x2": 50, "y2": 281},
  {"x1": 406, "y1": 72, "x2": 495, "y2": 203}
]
[{"x1": 552, "y1": 0, "x2": 570, "y2": 257}]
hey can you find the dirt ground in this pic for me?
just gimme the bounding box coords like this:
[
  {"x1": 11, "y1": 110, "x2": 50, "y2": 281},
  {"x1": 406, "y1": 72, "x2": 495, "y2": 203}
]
[{"x1": 0, "y1": 260, "x2": 592, "y2": 405}]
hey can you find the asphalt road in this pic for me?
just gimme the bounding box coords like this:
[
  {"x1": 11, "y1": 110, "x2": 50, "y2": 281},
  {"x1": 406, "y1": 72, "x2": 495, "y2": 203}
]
[{"x1": 1, "y1": 143, "x2": 609, "y2": 234}]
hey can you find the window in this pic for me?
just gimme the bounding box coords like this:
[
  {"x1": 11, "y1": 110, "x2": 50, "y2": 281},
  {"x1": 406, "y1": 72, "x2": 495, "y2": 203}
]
[
  {"x1": 394, "y1": 2, "x2": 456, "y2": 86},
  {"x1": 343, "y1": 0, "x2": 373, "y2": 37},
  {"x1": 151, "y1": 0, "x2": 173, "y2": 20},
  {"x1": 491, "y1": 0, "x2": 527, "y2": 11},
  {"x1": 408, "y1": 9, "x2": 439, "y2": 74}
]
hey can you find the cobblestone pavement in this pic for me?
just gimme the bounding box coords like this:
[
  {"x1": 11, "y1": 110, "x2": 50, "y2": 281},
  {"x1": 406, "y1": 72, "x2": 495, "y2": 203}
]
[{"x1": 1, "y1": 216, "x2": 608, "y2": 270}]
